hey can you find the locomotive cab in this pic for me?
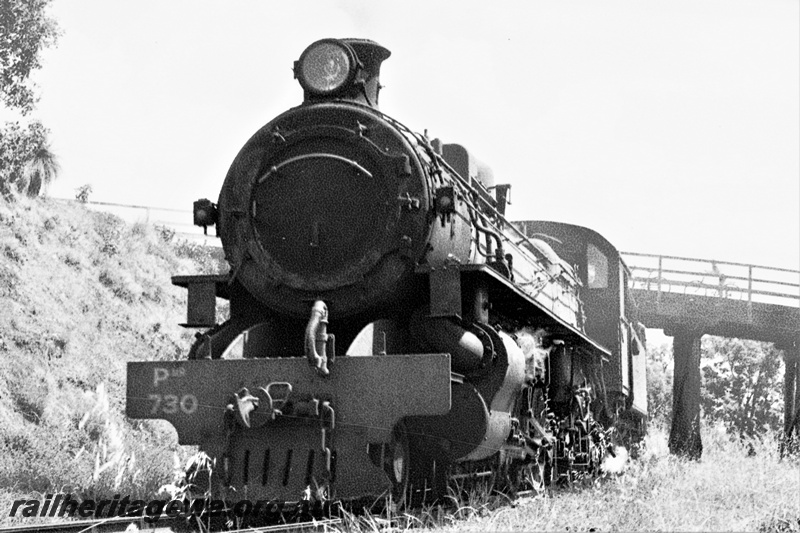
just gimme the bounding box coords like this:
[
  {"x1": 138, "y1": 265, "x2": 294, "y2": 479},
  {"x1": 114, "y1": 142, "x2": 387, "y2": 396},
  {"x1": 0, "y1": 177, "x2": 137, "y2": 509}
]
[{"x1": 515, "y1": 221, "x2": 648, "y2": 418}]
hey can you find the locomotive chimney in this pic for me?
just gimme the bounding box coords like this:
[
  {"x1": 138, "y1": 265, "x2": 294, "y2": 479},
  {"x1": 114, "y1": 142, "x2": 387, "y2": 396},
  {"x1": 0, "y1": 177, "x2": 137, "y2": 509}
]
[
  {"x1": 295, "y1": 38, "x2": 391, "y2": 109},
  {"x1": 343, "y1": 38, "x2": 391, "y2": 108}
]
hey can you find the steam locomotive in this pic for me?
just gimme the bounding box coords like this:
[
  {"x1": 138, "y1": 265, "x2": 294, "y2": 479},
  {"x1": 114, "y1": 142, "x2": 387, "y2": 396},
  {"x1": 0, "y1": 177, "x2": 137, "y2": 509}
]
[{"x1": 126, "y1": 38, "x2": 647, "y2": 509}]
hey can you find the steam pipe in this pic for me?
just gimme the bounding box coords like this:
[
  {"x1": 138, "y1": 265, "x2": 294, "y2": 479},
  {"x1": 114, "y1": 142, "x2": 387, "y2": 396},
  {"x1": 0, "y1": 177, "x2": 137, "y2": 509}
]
[{"x1": 410, "y1": 310, "x2": 487, "y2": 372}]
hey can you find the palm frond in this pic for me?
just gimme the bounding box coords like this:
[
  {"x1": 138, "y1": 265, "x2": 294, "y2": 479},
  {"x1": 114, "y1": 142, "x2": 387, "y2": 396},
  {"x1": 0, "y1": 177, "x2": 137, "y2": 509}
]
[{"x1": 21, "y1": 143, "x2": 60, "y2": 196}]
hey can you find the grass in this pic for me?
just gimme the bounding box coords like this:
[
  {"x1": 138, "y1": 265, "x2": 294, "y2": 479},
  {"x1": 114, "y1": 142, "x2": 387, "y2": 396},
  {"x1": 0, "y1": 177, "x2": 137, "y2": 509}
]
[
  {"x1": 341, "y1": 424, "x2": 798, "y2": 533},
  {"x1": 0, "y1": 196, "x2": 225, "y2": 526}
]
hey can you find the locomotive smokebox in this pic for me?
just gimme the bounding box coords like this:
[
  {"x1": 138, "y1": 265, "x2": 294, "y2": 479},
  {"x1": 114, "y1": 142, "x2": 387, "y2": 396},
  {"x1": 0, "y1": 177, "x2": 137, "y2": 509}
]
[{"x1": 217, "y1": 40, "x2": 441, "y2": 320}]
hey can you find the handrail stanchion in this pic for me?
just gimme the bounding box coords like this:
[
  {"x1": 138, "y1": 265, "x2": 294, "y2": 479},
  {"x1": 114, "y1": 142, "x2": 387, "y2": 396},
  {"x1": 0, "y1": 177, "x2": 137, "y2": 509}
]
[
  {"x1": 748, "y1": 265, "x2": 753, "y2": 321},
  {"x1": 657, "y1": 256, "x2": 662, "y2": 306}
]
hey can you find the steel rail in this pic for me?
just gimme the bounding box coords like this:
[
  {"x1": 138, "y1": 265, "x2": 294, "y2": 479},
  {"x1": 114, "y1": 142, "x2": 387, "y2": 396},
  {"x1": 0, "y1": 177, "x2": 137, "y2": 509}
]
[
  {"x1": 0, "y1": 515, "x2": 169, "y2": 533},
  {"x1": 227, "y1": 518, "x2": 343, "y2": 532},
  {"x1": 0, "y1": 516, "x2": 343, "y2": 533}
]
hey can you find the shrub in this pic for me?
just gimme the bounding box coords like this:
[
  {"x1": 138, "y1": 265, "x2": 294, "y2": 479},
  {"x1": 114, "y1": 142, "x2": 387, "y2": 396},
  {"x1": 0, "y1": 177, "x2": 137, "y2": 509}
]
[
  {"x1": 646, "y1": 342, "x2": 674, "y2": 425},
  {"x1": 173, "y1": 239, "x2": 227, "y2": 275},
  {"x1": 701, "y1": 336, "x2": 784, "y2": 439}
]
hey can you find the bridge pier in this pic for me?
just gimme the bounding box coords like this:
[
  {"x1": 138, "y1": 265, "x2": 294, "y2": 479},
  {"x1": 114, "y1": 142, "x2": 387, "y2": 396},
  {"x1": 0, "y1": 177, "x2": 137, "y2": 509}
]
[
  {"x1": 779, "y1": 341, "x2": 800, "y2": 456},
  {"x1": 668, "y1": 328, "x2": 703, "y2": 459}
]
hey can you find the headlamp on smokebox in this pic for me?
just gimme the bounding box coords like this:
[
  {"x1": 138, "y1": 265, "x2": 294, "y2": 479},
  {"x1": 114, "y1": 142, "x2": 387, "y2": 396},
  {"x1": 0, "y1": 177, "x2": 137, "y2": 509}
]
[
  {"x1": 294, "y1": 39, "x2": 358, "y2": 96},
  {"x1": 193, "y1": 198, "x2": 218, "y2": 235}
]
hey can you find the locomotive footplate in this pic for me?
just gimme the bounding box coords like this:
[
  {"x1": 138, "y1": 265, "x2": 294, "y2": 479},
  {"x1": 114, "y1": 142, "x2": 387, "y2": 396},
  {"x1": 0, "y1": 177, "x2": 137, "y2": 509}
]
[{"x1": 126, "y1": 354, "x2": 451, "y2": 501}]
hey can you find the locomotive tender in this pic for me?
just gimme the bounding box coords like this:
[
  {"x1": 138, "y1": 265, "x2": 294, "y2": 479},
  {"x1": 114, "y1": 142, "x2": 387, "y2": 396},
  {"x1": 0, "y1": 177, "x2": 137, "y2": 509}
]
[{"x1": 126, "y1": 38, "x2": 647, "y2": 507}]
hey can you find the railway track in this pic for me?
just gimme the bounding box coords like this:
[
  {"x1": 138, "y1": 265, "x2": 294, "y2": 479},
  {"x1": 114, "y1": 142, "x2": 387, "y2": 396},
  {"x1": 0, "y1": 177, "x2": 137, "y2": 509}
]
[{"x1": 0, "y1": 516, "x2": 343, "y2": 533}]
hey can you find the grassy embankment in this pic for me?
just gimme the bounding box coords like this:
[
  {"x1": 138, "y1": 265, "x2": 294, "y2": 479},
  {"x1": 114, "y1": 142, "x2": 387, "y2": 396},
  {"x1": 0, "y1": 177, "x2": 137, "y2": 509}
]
[{"x1": 0, "y1": 196, "x2": 224, "y2": 526}]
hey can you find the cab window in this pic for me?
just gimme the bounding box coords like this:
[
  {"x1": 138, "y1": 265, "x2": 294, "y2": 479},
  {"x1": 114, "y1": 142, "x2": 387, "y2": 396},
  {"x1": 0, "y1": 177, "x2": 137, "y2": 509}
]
[{"x1": 587, "y1": 243, "x2": 608, "y2": 289}]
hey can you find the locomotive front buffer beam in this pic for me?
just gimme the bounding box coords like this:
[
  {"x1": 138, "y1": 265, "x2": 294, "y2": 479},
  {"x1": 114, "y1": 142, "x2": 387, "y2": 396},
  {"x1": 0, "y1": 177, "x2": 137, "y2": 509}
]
[{"x1": 126, "y1": 354, "x2": 451, "y2": 501}]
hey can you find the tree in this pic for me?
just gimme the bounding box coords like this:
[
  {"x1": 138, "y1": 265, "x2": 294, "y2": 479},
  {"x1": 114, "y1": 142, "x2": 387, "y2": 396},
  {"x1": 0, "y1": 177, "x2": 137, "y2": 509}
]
[
  {"x1": 700, "y1": 336, "x2": 783, "y2": 439},
  {"x1": 0, "y1": 119, "x2": 58, "y2": 198},
  {"x1": 1, "y1": 0, "x2": 60, "y2": 197},
  {"x1": 0, "y1": 0, "x2": 60, "y2": 115},
  {"x1": 20, "y1": 136, "x2": 58, "y2": 195},
  {"x1": 646, "y1": 341, "x2": 674, "y2": 424}
]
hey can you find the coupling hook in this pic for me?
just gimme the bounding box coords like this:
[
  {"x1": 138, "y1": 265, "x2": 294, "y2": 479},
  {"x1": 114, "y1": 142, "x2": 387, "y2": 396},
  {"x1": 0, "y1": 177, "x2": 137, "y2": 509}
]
[{"x1": 305, "y1": 300, "x2": 332, "y2": 376}]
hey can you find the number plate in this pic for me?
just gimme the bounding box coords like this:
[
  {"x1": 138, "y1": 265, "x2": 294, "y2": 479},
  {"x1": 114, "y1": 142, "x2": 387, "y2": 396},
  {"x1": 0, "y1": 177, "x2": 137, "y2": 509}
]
[{"x1": 126, "y1": 354, "x2": 451, "y2": 445}]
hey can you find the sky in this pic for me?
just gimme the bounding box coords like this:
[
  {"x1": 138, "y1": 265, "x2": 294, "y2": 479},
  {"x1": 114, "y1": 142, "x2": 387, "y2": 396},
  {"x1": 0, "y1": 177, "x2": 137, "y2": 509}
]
[{"x1": 10, "y1": 0, "x2": 800, "y2": 271}]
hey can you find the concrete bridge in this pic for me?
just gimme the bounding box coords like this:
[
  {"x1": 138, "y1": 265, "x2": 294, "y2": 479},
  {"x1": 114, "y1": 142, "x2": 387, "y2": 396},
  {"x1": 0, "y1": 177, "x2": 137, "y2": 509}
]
[{"x1": 621, "y1": 252, "x2": 800, "y2": 457}]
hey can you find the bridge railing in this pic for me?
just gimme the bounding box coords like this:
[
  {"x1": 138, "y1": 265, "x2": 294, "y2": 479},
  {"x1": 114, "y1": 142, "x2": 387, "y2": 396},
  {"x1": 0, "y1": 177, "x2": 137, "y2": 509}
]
[
  {"x1": 621, "y1": 252, "x2": 800, "y2": 308},
  {"x1": 52, "y1": 198, "x2": 221, "y2": 247}
]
